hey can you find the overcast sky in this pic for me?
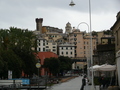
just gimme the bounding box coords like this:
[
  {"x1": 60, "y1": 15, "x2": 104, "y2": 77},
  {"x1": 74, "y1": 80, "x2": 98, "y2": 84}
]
[{"x1": 0, "y1": 0, "x2": 120, "y2": 32}]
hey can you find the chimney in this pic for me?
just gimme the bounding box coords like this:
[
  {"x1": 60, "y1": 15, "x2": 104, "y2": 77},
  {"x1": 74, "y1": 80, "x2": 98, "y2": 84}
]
[{"x1": 35, "y1": 18, "x2": 43, "y2": 33}]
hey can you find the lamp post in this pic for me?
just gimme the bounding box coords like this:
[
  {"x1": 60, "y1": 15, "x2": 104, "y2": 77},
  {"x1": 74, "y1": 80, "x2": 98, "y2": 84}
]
[
  {"x1": 69, "y1": 0, "x2": 95, "y2": 90},
  {"x1": 36, "y1": 56, "x2": 41, "y2": 77},
  {"x1": 77, "y1": 22, "x2": 90, "y2": 82}
]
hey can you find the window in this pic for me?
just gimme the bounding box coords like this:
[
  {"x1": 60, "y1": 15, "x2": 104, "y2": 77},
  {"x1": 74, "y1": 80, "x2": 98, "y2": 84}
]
[
  {"x1": 74, "y1": 34, "x2": 77, "y2": 37},
  {"x1": 84, "y1": 46, "x2": 85, "y2": 49},
  {"x1": 74, "y1": 42, "x2": 77, "y2": 45},
  {"x1": 53, "y1": 49, "x2": 56, "y2": 51},
  {"x1": 66, "y1": 52, "x2": 68, "y2": 54},
  {"x1": 46, "y1": 46, "x2": 49, "y2": 48},
  {"x1": 61, "y1": 52, "x2": 63, "y2": 54},
  {"x1": 43, "y1": 43, "x2": 45, "y2": 46},
  {"x1": 74, "y1": 38, "x2": 77, "y2": 41},
  {"x1": 39, "y1": 48, "x2": 41, "y2": 51},
  {"x1": 66, "y1": 47, "x2": 68, "y2": 50},
  {"x1": 43, "y1": 48, "x2": 45, "y2": 51},
  {"x1": 71, "y1": 47, "x2": 72, "y2": 49},
  {"x1": 46, "y1": 49, "x2": 49, "y2": 51},
  {"x1": 87, "y1": 42, "x2": 89, "y2": 45},
  {"x1": 53, "y1": 46, "x2": 56, "y2": 48},
  {"x1": 71, "y1": 52, "x2": 72, "y2": 54}
]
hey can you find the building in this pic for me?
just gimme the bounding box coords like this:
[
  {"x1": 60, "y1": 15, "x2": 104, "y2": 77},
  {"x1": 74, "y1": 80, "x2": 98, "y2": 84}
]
[
  {"x1": 37, "y1": 52, "x2": 58, "y2": 76},
  {"x1": 35, "y1": 18, "x2": 43, "y2": 33},
  {"x1": 37, "y1": 38, "x2": 47, "y2": 52},
  {"x1": 58, "y1": 43, "x2": 75, "y2": 58},
  {"x1": 111, "y1": 11, "x2": 120, "y2": 87},
  {"x1": 34, "y1": 19, "x2": 98, "y2": 73},
  {"x1": 69, "y1": 29, "x2": 97, "y2": 59},
  {"x1": 65, "y1": 22, "x2": 72, "y2": 34},
  {"x1": 68, "y1": 27, "x2": 97, "y2": 70},
  {"x1": 96, "y1": 36, "x2": 115, "y2": 65},
  {"x1": 46, "y1": 39, "x2": 57, "y2": 54},
  {"x1": 42, "y1": 26, "x2": 63, "y2": 33}
]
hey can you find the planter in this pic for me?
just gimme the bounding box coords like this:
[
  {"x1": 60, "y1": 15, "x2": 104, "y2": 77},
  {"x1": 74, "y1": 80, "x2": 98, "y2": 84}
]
[{"x1": 107, "y1": 86, "x2": 119, "y2": 90}]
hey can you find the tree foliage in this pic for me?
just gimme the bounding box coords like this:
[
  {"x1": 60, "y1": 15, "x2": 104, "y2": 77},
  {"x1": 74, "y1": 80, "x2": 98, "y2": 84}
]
[
  {"x1": 44, "y1": 57, "x2": 60, "y2": 76},
  {"x1": 92, "y1": 31, "x2": 98, "y2": 36},
  {"x1": 58, "y1": 56, "x2": 72, "y2": 76},
  {"x1": 43, "y1": 56, "x2": 72, "y2": 76},
  {"x1": 0, "y1": 27, "x2": 37, "y2": 78},
  {"x1": 103, "y1": 30, "x2": 112, "y2": 35}
]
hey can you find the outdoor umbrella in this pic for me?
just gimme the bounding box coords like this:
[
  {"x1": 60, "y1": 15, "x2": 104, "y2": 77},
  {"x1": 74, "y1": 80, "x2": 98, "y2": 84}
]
[
  {"x1": 98, "y1": 64, "x2": 116, "y2": 71},
  {"x1": 89, "y1": 65, "x2": 101, "y2": 71}
]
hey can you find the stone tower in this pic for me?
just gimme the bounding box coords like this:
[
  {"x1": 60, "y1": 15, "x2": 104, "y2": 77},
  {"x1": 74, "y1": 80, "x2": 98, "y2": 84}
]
[
  {"x1": 35, "y1": 18, "x2": 43, "y2": 33},
  {"x1": 65, "y1": 22, "x2": 72, "y2": 34}
]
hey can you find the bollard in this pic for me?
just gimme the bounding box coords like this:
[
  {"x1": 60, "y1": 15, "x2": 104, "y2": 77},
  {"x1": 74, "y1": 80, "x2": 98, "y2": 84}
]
[{"x1": 13, "y1": 80, "x2": 16, "y2": 90}]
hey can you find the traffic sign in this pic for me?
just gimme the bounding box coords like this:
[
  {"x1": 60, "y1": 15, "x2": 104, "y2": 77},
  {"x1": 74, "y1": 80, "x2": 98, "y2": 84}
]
[{"x1": 36, "y1": 63, "x2": 41, "y2": 68}]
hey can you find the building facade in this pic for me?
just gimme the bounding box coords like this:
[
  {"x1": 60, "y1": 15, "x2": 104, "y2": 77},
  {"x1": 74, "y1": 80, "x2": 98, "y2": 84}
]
[
  {"x1": 58, "y1": 43, "x2": 75, "y2": 58},
  {"x1": 111, "y1": 11, "x2": 120, "y2": 87}
]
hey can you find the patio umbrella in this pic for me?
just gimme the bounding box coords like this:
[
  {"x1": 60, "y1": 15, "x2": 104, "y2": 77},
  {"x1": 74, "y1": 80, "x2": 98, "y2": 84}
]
[
  {"x1": 98, "y1": 64, "x2": 116, "y2": 71},
  {"x1": 89, "y1": 65, "x2": 101, "y2": 71}
]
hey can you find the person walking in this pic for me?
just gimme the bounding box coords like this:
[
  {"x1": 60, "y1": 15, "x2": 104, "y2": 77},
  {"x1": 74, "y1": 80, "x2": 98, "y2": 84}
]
[{"x1": 80, "y1": 75, "x2": 87, "y2": 90}]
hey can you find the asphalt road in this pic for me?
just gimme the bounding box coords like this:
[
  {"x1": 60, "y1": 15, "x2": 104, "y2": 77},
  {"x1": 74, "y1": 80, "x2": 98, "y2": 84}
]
[{"x1": 46, "y1": 76, "x2": 83, "y2": 90}]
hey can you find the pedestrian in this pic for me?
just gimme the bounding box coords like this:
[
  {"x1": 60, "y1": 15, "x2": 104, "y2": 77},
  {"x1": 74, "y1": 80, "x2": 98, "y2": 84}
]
[
  {"x1": 99, "y1": 74, "x2": 106, "y2": 88},
  {"x1": 80, "y1": 75, "x2": 87, "y2": 90}
]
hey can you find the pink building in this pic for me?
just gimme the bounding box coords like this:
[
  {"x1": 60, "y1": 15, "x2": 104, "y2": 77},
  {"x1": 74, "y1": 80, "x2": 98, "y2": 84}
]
[{"x1": 37, "y1": 52, "x2": 58, "y2": 76}]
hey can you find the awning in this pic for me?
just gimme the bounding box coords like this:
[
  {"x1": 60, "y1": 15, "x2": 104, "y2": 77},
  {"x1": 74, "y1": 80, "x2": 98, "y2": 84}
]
[{"x1": 89, "y1": 64, "x2": 116, "y2": 71}]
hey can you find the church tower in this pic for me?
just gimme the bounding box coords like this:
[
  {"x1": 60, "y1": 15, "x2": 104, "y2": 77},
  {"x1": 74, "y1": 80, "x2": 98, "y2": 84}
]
[
  {"x1": 35, "y1": 18, "x2": 43, "y2": 33},
  {"x1": 65, "y1": 22, "x2": 72, "y2": 34}
]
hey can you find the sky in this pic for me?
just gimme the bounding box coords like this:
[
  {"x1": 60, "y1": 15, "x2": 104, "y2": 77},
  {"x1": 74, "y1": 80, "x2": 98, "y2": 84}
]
[{"x1": 0, "y1": 0, "x2": 120, "y2": 33}]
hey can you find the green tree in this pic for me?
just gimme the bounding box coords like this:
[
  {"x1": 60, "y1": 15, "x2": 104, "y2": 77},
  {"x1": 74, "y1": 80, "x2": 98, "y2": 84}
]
[
  {"x1": 8, "y1": 27, "x2": 37, "y2": 77},
  {"x1": 92, "y1": 31, "x2": 98, "y2": 36},
  {"x1": 58, "y1": 56, "x2": 72, "y2": 76},
  {"x1": 44, "y1": 57, "x2": 60, "y2": 76},
  {"x1": 0, "y1": 27, "x2": 37, "y2": 78},
  {"x1": 103, "y1": 30, "x2": 112, "y2": 35},
  {"x1": 0, "y1": 49, "x2": 22, "y2": 78}
]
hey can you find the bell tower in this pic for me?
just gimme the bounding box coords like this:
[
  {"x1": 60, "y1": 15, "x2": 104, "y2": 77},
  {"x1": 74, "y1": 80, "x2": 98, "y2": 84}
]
[
  {"x1": 65, "y1": 22, "x2": 72, "y2": 34},
  {"x1": 35, "y1": 18, "x2": 43, "y2": 33}
]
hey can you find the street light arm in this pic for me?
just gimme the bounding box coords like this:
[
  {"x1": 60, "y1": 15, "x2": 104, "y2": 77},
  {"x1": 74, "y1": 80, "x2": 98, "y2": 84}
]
[{"x1": 77, "y1": 22, "x2": 89, "y2": 33}]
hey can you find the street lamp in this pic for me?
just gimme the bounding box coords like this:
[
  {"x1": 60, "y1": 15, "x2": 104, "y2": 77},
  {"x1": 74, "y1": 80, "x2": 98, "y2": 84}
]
[
  {"x1": 69, "y1": 0, "x2": 75, "y2": 6},
  {"x1": 36, "y1": 55, "x2": 41, "y2": 77},
  {"x1": 77, "y1": 22, "x2": 90, "y2": 82},
  {"x1": 69, "y1": 0, "x2": 95, "y2": 90}
]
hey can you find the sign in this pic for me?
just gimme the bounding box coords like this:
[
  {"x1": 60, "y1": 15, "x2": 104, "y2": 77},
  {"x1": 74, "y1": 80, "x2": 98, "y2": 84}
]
[
  {"x1": 8, "y1": 70, "x2": 12, "y2": 79},
  {"x1": 36, "y1": 63, "x2": 41, "y2": 68}
]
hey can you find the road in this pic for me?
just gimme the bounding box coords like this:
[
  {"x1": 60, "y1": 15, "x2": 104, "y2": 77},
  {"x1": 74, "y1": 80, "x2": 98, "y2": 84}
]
[{"x1": 46, "y1": 76, "x2": 83, "y2": 90}]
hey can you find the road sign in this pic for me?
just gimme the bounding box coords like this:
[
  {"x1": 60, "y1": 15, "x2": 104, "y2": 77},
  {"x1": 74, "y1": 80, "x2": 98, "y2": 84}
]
[{"x1": 36, "y1": 63, "x2": 41, "y2": 68}]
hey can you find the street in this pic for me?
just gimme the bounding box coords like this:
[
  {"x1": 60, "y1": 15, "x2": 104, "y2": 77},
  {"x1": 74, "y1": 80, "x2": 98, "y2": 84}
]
[{"x1": 46, "y1": 76, "x2": 83, "y2": 90}]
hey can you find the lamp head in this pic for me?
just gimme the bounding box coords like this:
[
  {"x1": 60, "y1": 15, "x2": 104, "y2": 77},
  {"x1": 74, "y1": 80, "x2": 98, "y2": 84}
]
[{"x1": 69, "y1": 0, "x2": 75, "y2": 6}]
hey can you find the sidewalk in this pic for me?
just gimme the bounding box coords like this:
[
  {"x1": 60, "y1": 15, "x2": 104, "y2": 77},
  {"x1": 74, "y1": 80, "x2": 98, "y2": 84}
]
[{"x1": 60, "y1": 76, "x2": 78, "y2": 83}]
